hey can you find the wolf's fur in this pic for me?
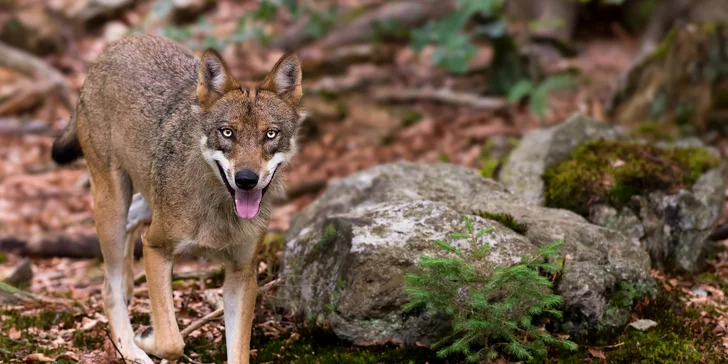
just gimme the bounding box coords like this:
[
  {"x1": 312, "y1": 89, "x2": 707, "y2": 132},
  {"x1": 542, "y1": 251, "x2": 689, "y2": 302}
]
[{"x1": 51, "y1": 35, "x2": 304, "y2": 363}]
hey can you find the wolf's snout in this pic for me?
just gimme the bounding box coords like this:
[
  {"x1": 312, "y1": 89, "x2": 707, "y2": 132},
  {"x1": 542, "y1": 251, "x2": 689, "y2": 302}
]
[{"x1": 234, "y1": 169, "x2": 259, "y2": 190}]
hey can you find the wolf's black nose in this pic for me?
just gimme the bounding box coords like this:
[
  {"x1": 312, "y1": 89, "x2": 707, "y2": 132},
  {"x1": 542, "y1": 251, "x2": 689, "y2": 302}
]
[{"x1": 235, "y1": 170, "x2": 259, "y2": 190}]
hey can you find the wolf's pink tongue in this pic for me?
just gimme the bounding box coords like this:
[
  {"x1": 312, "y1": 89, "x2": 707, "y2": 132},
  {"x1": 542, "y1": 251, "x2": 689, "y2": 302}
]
[{"x1": 234, "y1": 189, "x2": 262, "y2": 219}]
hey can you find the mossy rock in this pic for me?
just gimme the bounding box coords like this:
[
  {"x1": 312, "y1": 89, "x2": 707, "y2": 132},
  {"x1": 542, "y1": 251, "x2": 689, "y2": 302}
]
[
  {"x1": 543, "y1": 139, "x2": 725, "y2": 273},
  {"x1": 282, "y1": 161, "x2": 654, "y2": 345},
  {"x1": 543, "y1": 140, "x2": 720, "y2": 216},
  {"x1": 558, "y1": 286, "x2": 725, "y2": 363},
  {"x1": 610, "y1": 23, "x2": 728, "y2": 134}
]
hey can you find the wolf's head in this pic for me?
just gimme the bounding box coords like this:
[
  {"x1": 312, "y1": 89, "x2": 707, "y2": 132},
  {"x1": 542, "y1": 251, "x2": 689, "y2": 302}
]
[{"x1": 196, "y1": 50, "x2": 305, "y2": 219}]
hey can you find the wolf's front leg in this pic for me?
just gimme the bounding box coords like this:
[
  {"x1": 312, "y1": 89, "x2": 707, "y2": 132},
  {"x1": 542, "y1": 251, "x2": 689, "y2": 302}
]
[
  {"x1": 223, "y1": 258, "x2": 258, "y2": 364},
  {"x1": 134, "y1": 233, "x2": 185, "y2": 360}
]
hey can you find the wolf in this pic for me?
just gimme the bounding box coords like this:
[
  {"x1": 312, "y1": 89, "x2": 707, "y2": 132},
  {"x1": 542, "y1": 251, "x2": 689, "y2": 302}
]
[{"x1": 51, "y1": 34, "x2": 304, "y2": 363}]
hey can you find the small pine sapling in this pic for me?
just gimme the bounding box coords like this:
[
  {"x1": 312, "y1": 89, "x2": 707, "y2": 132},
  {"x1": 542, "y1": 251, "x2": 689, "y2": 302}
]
[{"x1": 404, "y1": 216, "x2": 577, "y2": 362}]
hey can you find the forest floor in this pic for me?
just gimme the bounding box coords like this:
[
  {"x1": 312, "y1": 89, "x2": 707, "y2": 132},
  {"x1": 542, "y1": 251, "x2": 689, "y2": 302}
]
[{"x1": 2, "y1": 0, "x2": 728, "y2": 362}]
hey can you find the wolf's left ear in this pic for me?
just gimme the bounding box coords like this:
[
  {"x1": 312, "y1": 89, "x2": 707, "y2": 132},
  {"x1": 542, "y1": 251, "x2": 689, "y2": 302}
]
[
  {"x1": 197, "y1": 49, "x2": 239, "y2": 109},
  {"x1": 261, "y1": 53, "x2": 302, "y2": 105}
]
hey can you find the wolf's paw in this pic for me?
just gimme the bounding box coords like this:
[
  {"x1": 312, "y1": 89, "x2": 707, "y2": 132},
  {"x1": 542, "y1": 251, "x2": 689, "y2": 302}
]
[
  {"x1": 134, "y1": 326, "x2": 185, "y2": 360},
  {"x1": 130, "y1": 344, "x2": 155, "y2": 364},
  {"x1": 114, "y1": 336, "x2": 154, "y2": 364}
]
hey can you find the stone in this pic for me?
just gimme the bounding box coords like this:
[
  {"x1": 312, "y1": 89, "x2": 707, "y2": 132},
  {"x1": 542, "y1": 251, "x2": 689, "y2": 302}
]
[
  {"x1": 281, "y1": 161, "x2": 654, "y2": 345},
  {"x1": 611, "y1": 23, "x2": 728, "y2": 133},
  {"x1": 500, "y1": 113, "x2": 725, "y2": 273},
  {"x1": 499, "y1": 113, "x2": 622, "y2": 205},
  {"x1": 2, "y1": 258, "x2": 32, "y2": 287}
]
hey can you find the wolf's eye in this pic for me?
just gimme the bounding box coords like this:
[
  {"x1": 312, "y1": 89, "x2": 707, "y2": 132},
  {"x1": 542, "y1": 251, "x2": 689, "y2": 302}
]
[
  {"x1": 265, "y1": 130, "x2": 278, "y2": 140},
  {"x1": 220, "y1": 128, "x2": 234, "y2": 139}
]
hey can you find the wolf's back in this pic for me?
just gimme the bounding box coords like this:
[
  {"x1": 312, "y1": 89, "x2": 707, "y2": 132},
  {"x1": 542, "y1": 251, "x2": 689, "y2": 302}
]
[{"x1": 51, "y1": 34, "x2": 198, "y2": 166}]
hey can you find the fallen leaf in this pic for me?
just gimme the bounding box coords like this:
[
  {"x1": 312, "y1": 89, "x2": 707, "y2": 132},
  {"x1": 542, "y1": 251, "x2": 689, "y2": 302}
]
[
  {"x1": 588, "y1": 347, "x2": 606, "y2": 362},
  {"x1": 24, "y1": 353, "x2": 54, "y2": 362},
  {"x1": 629, "y1": 319, "x2": 658, "y2": 332},
  {"x1": 9, "y1": 327, "x2": 21, "y2": 339},
  {"x1": 81, "y1": 317, "x2": 98, "y2": 330}
]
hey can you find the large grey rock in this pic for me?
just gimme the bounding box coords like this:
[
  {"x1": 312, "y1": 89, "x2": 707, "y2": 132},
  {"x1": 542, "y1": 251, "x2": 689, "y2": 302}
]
[
  {"x1": 499, "y1": 113, "x2": 622, "y2": 205},
  {"x1": 501, "y1": 113, "x2": 725, "y2": 273},
  {"x1": 590, "y1": 167, "x2": 725, "y2": 273},
  {"x1": 281, "y1": 161, "x2": 654, "y2": 345}
]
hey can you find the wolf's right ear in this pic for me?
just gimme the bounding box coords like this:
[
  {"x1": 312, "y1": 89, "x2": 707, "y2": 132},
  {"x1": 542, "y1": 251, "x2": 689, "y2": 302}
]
[{"x1": 197, "y1": 49, "x2": 239, "y2": 109}]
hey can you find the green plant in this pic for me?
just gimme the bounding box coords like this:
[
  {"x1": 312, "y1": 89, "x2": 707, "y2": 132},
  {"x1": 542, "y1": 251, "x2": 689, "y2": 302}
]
[
  {"x1": 507, "y1": 74, "x2": 577, "y2": 118},
  {"x1": 412, "y1": 0, "x2": 505, "y2": 74},
  {"x1": 404, "y1": 216, "x2": 576, "y2": 362}
]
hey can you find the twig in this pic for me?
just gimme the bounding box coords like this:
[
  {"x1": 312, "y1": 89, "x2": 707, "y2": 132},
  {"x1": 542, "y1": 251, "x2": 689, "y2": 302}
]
[
  {"x1": 179, "y1": 279, "x2": 283, "y2": 338},
  {"x1": 180, "y1": 307, "x2": 224, "y2": 338},
  {"x1": 182, "y1": 354, "x2": 203, "y2": 364},
  {"x1": 134, "y1": 267, "x2": 222, "y2": 285},
  {"x1": 600, "y1": 342, "x2": 625, "y2": 349},
  {"x1": 373, "y1": 87, "x2": 507, "y2": 110},
  {"x1": 316, "y1": 0, "x2": 456, "y2": 50},
  {"x1": 105, "y1": 329, "x2": 130, "y2": 363}
]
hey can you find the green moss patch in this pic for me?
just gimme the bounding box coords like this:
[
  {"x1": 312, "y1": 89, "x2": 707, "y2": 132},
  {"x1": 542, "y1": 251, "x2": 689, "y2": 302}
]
[
  {"x1": 0, "y1": 308, "x2": 81, "y2": 363},
  {"x1": 544, "y1": 140, "x2": 720, "y2": 216},
  {"x1": 183, "y1": 326, "x2": 454, "y2": 363},
  {"x1": 477, "y1": 211, "x2": 528, "y2": 235},
  {"x1": 558, "y1": 288, "x2": 724, "y2": 363}
]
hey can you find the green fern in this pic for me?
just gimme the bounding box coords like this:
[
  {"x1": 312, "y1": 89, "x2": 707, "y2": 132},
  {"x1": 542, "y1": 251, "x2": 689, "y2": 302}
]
[{"x1": 404, "y1": 216, "x2": 576, "y2": 362}]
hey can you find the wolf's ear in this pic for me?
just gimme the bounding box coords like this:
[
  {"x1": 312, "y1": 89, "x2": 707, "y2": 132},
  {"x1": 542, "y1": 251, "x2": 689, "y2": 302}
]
[
  {"x1": 197, "y1": 49, "x2": 239, "y2": 109},
  {"x1": 261, "y1": 53, "x2": 302, "y2": 105}
]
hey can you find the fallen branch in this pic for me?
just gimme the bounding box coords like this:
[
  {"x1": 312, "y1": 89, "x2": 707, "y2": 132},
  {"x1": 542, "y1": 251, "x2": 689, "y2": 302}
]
[
  {"x1": 0, "y1": 41, "x2": 73, "y2": 111},
  {"x1": 307, "y1": 66, "x2": 391, "y2": 95},
  {"x1": 133, "y1": 267, "x2": 222, "y2": 285},
  {"x1": 298, "y1": 44, "x2": 397, "y2": 78},
  {"x1": 180, "y1": 307, "x2": 223, "y2": 338},
  {"x1": 373, "y1": 87, "x2": 507, "y2": 110},
  {"x1": 0, "y1": 281, "x2": 79, "y2": 309},
  {"x1": 0, "y1": 193, "x2": 150, "y2": 258},
  {"x1": 316, "y1": 0, "x2": 456, "y2": 50},
  {"x1": 179, "y1": 278, "x2": 283, "y2": 338}
]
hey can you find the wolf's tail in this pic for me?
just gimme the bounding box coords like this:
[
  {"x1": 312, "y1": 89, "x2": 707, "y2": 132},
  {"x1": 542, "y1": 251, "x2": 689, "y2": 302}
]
[{"x1": 51, "y1": 111, "x2": 83, "y2": 165}]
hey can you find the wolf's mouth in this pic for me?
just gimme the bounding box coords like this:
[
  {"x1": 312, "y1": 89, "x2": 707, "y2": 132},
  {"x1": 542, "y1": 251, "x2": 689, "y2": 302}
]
[{"x1": 214, "y1": 161, "x2": 278, "y2": 219}]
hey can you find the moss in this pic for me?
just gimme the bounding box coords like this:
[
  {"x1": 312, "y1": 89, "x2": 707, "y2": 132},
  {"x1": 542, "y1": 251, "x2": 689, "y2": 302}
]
[
  {"x1": 401, "y1": 108, "x2": 422, "y2": 127},
  {"x1": 250, "y1": 327, "x2": 454, "y2": 364},
  {"x1": 71, "y1": 330, "x2": 105, "y2": 350},
  {"x1": 648, "y1": 28, "x2": 678, "y2": 63},
  {"x1": 631, "y1": 121, "x2": 678, "y2": 142},
  {"x1": 544, "y1": 140, "x2": 720, "y2": 216},
  {"x1": 315, "y1": 223, "x2": 338, "y2": 251},
  {"x1": 479, "y1": 158, "x2": 499, "y2": 178},
  {"x1": 182, "y1": 326, "x2": 454, "y2": 363},
  {"x1": 477, "y1": 211, "x2": 528, "y2": 235},
  {"x1": 558, "y1": 287, "x2": 724, "y2": 363},
  {"x1": 0, "y1": 308, "x2": 79, "y2": 363}
]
